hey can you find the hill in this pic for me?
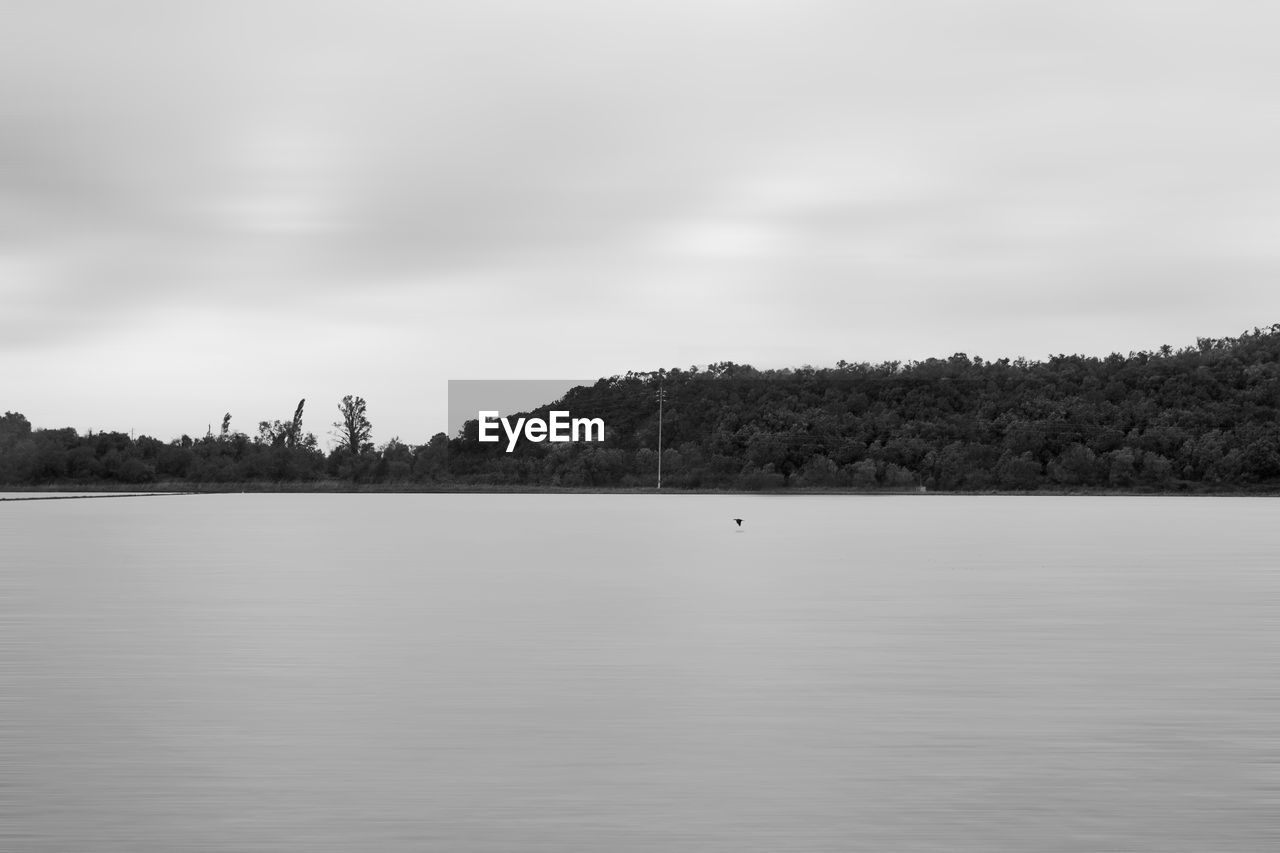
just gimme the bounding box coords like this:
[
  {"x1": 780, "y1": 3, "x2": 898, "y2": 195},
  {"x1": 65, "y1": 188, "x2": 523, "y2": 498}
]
[
  {"x1": 447, "y1": 326, "x2": 1280, "y2": 491},
  {"x1": 4, "y1": 325, "x2": 1280, "y2": 492}
]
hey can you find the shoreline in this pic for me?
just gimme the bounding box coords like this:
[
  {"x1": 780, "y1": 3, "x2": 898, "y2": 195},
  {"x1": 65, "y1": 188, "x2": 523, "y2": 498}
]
[{"x1": 3, "y1": 482, "x2": 1279, "y2": 499}]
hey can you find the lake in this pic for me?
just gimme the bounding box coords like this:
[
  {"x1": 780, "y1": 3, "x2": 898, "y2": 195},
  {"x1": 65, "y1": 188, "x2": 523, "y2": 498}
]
[{"x1": 2, "y1": 494, "x2": 1278, "y2": 851}]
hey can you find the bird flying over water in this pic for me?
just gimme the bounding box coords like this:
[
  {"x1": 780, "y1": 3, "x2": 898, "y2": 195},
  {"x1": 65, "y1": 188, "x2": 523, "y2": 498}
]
[{"x1": 733, "y1": 518, "x2": 743, "y2": 527}]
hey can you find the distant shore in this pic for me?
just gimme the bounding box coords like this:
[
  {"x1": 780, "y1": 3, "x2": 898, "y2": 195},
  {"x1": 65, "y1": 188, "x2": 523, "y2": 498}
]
[{"x1": 4, "y1": 482, "x2": 1279, "y2": 498}]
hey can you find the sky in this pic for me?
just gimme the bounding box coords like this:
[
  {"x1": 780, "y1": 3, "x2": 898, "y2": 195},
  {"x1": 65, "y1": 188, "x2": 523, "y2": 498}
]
[{"x1": 4, "y1": 1, "x2": 1280, "y2": 445}]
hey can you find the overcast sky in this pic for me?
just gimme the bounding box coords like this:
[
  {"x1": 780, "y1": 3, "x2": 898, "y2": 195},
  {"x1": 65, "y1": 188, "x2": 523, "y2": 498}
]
[{"x1": 5, "y1": 1, "x2": 1280, "y2": 443}]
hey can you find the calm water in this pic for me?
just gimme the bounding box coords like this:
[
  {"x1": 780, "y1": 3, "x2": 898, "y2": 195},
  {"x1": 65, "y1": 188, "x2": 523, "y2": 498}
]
[{"x1": 2, "y1": 494, "x2": 1278, "y2": 851}]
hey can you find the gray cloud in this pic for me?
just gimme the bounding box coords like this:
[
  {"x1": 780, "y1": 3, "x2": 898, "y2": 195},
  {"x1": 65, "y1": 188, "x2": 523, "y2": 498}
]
[{"x1": 5, "y1": 1, "x2": 1280, "y2": 439}]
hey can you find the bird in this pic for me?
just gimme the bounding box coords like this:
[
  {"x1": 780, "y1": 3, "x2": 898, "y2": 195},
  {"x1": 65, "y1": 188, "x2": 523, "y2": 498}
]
[{"x1": 733, "y1": 518, "x2": 743, "y2": 527}]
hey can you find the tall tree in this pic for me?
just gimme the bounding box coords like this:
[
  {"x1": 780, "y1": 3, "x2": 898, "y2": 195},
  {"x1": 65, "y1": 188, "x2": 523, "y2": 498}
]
[
  {"x1": 333, "y1": 395, "x2": 373, "y2": 454},
  {"x1": 287, "y1": 398, "x2": 306, "y2": 448}
]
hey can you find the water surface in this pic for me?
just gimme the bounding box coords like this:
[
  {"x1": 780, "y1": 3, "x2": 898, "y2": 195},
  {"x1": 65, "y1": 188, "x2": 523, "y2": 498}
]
[{"x1": 3, "y1": 495, "x2": 1278, "y2": 851}]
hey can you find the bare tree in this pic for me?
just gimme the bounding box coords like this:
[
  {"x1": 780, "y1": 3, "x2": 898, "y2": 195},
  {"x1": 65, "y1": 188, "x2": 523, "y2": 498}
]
[{"x1": 332, "y1": 395, "x2": 372, "y2": 454}]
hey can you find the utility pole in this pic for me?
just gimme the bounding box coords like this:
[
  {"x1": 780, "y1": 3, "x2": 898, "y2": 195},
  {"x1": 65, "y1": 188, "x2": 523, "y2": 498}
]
[{"x1": 656, "y1": 384, "x2": 666, "y2": 489}]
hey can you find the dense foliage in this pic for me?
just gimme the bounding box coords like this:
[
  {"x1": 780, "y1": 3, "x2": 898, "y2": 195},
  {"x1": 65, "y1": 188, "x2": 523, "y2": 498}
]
[
  {"x1": 5, "y1": 326, "x2": 1280, "y2": 491},
  {"x1": 0, "y1": 398, "x2": 437, "y2": 488}
]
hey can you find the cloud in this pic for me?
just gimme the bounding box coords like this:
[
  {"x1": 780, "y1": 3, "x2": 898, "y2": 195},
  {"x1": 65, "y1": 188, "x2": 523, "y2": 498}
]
[{"x1": 5, "y1": 1, "x2": 1280, "y2": 438}]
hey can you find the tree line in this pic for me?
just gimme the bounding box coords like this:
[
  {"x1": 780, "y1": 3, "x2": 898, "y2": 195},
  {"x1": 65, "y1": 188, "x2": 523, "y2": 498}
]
[
  {"x1": 0, "y1": 395, "x2": 441, "y2": 487},
  {"x1": 5, "y1": 326, "x2": 1280, "y2": 491}
]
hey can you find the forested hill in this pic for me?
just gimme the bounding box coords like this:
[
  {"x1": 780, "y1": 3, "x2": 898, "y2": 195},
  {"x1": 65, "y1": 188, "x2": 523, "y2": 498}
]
[
  {"x1": 5, "y1": 326, "x2": 1280, "y2": 491},
  {"x1": 447, "y1": 326, "x2": 1280, "y2": 491}
]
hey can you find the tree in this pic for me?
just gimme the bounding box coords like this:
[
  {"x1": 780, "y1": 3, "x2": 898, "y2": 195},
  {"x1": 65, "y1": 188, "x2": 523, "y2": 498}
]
[
  {"x1": 333, "y1": 395, "x2": 373, "y2": 454},
  {"x1": 0, "y1": 411, "x2": 32, "y2": 448},
  {"x1": 377, "y1": 437, "x2": 413, "y2": 481},
  {"x1": 287, "y1": 398, "x2": 306, "y2": 448},
  {"x1": 256, "y1": 420, "x2": 288, "y2": 447}
]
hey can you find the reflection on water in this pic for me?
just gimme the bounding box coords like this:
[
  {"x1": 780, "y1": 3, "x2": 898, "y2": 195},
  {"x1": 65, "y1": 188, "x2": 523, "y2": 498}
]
[{"x1": 3, "y1": 495, "x2": 1278, "y2": 851}]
